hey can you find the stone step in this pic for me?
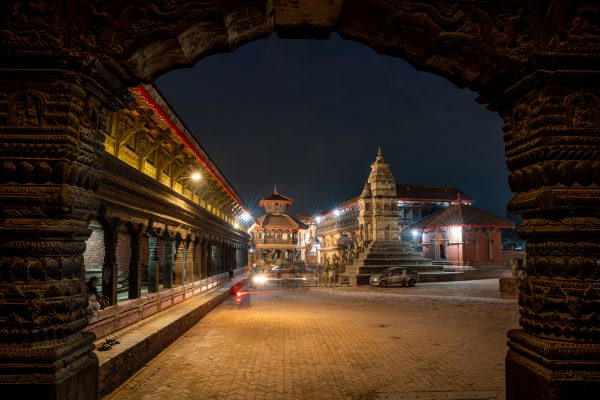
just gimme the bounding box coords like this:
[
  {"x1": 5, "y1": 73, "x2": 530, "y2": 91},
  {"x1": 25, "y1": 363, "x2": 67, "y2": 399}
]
[
  {"x1": 363, "y1": 259, "x2": 433, "y2": 265},
  {"x1": 358, "y1": 266, "x2": 443, "y2": 275}
]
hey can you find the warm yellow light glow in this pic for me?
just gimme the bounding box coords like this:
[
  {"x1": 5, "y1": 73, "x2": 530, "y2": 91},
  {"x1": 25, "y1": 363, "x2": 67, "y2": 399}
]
[
  {"x1": 450, "y1": 226, "x2": 462, "y2": 238},
  {"x1": 253, "y1": 275, "x2": 268, "y2": 284},
  {"x1": 191, "y1": 172, "x2": 201, "y2": 181},
  {"x1": 234, "y1": 222, "x2": 240, "y2": 229}
]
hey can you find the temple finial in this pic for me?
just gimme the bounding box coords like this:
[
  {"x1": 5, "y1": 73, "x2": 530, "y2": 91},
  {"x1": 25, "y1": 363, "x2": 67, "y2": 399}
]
[
  {"x1": 377, "y1": 146, "x2": 382, "y2": 158},
  {"x1": 274, "y1": 185, "x2": 278, "y2": 194}
]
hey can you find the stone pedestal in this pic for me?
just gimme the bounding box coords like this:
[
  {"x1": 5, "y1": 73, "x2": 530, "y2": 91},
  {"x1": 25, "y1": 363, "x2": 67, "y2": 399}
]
[{"x1": 0, "y1": 333, "x2": 98, "y2": 399}]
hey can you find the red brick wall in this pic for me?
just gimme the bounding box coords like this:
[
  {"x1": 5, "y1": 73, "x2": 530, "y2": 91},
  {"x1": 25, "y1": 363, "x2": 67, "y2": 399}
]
[
  {"x1": 117, "y1": 230, "x2": 131, "y2": 273},
  {"x1": 84, "y1": 224, "x2": 105, "y2": 268}
]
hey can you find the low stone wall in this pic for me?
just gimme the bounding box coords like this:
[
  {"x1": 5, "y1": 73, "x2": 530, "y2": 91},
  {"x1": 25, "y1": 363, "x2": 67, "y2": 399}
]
[
  {"x1": 462, "y1": 268, "x2": 513, "y2": 281},
  {"x1": 97, "y1": 274, "x2": 247, "y2": 397},
  {"x1": 418, "y1": 272, "x2": 463, "y2": 282},
  {"x1": 87, "y1": 268, "x2": 246, "y2": 340}
]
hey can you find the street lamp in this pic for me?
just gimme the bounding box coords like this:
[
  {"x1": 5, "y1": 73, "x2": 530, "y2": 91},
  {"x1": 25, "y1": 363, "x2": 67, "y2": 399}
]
[{"x1": 240, "y1": 211, "x2": 251, "y2": 222}]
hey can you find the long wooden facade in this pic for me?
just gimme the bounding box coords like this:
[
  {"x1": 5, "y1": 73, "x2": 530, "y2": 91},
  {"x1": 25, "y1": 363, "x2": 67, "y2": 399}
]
[{"x1": 84, "y1": 84, "x2": 250, "y2": 337}]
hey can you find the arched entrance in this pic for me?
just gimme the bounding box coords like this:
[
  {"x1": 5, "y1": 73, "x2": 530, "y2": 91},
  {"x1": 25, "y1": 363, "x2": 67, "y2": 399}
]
[{"x1": 0, "y1": 1, "x2": 598, "y2": 399}]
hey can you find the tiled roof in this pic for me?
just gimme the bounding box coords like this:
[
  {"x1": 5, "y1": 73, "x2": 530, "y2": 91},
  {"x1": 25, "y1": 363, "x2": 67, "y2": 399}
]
[
  {"x1": 396, "y1": 184, "x2": 472, "y2": 202},
  {"x1": 412, "y1": 204, "x2": 515, "y2": 229},
  {"x1": 256, "y1": 214, "x2": 309, "y2": 230},
  {"x1": 259, "y1": 193, "x2": 293, "y2": 204}
]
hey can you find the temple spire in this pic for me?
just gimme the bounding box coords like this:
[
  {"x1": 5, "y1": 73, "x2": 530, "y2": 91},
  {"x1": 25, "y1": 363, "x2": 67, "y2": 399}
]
[{"x1": 274, "y1": 185, "x2": 278, "y2": 194}]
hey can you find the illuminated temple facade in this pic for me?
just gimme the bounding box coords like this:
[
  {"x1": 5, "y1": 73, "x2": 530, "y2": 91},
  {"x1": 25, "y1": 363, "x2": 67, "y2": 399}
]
[
  {"x1": 248, "y1": 188, "x2": 309, "y2": 266},
  {"x1": 310, "y1": 148, "x2": 512, "y2": 267}
]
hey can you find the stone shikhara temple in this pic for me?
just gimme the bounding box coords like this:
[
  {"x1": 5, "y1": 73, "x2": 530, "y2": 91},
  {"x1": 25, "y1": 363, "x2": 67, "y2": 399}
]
[
  {"x1": 312, "y1": 148, "x2": 515, "y2": 282},
  {"x1": 1, "y1": 1, "x2": 599, "y2": 399}
]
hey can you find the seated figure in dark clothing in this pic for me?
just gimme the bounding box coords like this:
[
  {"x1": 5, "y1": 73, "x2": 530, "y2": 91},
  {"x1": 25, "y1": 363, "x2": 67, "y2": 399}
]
[{"x1": 86, "y1": 276, "x2": 99, "y2": 297}]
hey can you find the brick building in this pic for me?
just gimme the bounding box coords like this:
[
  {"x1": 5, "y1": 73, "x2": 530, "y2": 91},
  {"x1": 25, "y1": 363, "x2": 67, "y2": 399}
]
[{"x1": 411, "y1": 202, "x2": 515, "y2": 267}]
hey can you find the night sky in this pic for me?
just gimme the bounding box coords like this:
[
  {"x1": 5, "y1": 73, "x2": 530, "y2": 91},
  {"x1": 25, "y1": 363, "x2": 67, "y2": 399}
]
[{"x1": 156, "y1": 34, "x2": 511, "y2": 219}]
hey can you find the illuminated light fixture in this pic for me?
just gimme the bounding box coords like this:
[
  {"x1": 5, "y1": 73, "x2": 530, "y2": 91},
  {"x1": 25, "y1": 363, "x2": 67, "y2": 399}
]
[
  {"x1": 234, "y1": 222, "x2": 240, "y2": 229},
  {"x1": 412, "y1": 230, "x2": 419, "y2": 237},
  {"x1": 315, "y1": 216, "x2": 322, "y2": 224},
  {"x1": 450, "y1": 226, "x2": 462, "y2": 237},
  {"x1": 333, "y1": 209, "x2": 341, "y2": 217},
  {"x1": 241, "y1": 212, "x2": 251, "y2": 222},
  {"x1": 253, "y1": 275, "x2": 268, "y2": 284},
  {"x1": 191, "y1": 172, "x2": 201, "y2": 181}
]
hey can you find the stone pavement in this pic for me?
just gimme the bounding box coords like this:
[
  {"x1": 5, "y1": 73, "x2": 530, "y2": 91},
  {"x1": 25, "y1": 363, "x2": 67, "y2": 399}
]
[{"x1": 105, "y1": 279, "x2": 519, "y2": 400}]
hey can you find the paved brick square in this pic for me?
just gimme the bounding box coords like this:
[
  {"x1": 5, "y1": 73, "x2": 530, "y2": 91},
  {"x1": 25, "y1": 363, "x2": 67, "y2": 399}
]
[{"x1": 105, "y1": 280, "x2": 519, "y2": 400}]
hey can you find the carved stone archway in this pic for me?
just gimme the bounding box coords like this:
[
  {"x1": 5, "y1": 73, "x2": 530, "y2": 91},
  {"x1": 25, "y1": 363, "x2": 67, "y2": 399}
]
[{"x1": 1, "y1": 1, "x2": 599, "y2": 399}]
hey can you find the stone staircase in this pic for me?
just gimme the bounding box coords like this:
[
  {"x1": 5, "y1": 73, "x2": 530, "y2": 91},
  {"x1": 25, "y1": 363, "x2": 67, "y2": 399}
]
[{"x1": 346, "y1": 240, "x2": 443, "y2": 285}]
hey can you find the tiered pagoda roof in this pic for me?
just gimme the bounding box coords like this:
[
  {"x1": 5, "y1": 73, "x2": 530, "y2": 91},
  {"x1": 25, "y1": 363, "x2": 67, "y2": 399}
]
[{"x1": 412, "y1": 203, "x2": 514, "y2": 230}]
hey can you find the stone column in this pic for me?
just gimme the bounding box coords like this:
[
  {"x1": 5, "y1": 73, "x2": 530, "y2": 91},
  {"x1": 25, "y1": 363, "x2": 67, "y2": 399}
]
[
  {"x1": 502, "y1": 77, "x2": 600, "y2": 399},
  {"x1": 0, "y1": 56, "x2": 124, "y2": 398},
  {"x1": 126, "y1": 222, "x2": 143, "y2": 299}
]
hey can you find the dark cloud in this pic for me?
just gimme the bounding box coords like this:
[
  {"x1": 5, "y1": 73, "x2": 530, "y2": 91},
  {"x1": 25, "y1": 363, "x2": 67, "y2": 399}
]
[{"x1": 156, "y1": 34, "x2": 510, "y2": 218}]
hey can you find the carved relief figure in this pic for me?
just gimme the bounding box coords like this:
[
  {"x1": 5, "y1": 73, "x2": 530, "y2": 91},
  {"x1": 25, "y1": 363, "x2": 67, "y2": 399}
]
[
  {"x1": 566, "y1": 92, "x2": 600, "y2": 128},
  {"x1": 9, "y1": 91, "x2": 44, "y2": 127}
]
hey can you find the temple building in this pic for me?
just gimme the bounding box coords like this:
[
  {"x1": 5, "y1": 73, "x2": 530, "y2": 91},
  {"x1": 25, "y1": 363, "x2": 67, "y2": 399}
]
[
  {"x1": 248, "y1": 188, "x2": 309, "y2": 266},
  {"x1": 308, "y1": 148, "x2": 516, "y2": 282},
  {"x1": 313, "y1": 148, "x2": 473, "y2": 265},
  {"x1": 411, "y1": 202, "x2": 515, "y2": 267}
]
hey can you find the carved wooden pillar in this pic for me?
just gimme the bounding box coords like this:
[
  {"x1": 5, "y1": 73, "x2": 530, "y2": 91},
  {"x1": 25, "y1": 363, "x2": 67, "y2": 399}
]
[
  {"x1": 206, "y1": 240, "x2": 213, "y2": 278},
  {"x1": 172, "y1": 233, "x2": 183, "y2": 285},
  {"x1": 0, "y1": 56, "x2": 125, "y2": 398},
  {"x1": 146, "y1": 226, "x2": 159, "y2": 293},
  {"x1": 192, "y1": 238, "x2": 201, "y2": 282},
  {"x1": 126, "y1": 222, "x2": 143, "y2": 299},
  {"x1": 228, "y1": 244, "x2": 232, "y2": 269},
  {"x1": 182, "y1": 236, "x2": 191, "y2": 284},
  {"x1": 161, "y1": 232, "x2": 174, "y2": 289},
  {"x1": 99, "y1": 216, "x2": 120, "y2": 306},
  {"x1": 502, "y1": 78, "x2": 600, "y2": 399},
  {"x1": 201, "y1": 238, "x2": 209, "y2": 279}
]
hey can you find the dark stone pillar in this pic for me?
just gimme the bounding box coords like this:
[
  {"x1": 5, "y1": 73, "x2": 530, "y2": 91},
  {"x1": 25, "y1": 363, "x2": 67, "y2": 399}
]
[
  {"x1": 501, "y1": 76, "x2": 600, "y2": 399},
  {"x1": 126, "y1": 222, "x2": 143, "y2": 299},
  {"x1": 0, "y1": 55, "x2": 125, "y2": 398}
]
